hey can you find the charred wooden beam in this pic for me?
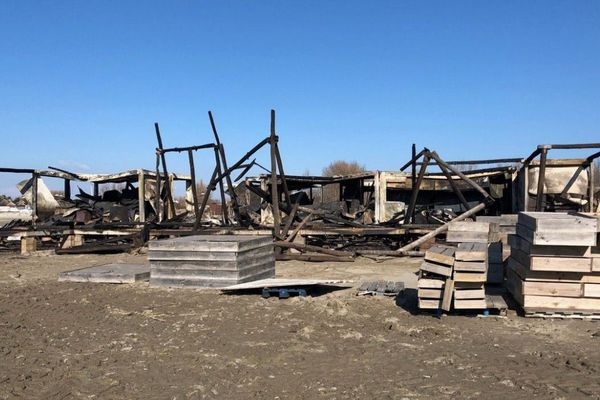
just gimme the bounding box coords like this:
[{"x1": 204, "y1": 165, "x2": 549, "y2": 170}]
[
  {"x1": 188, "y1": 150, "x2": 201, "y2": 230},
  {"x1": 403, "y1": 154, "x2": 430, "y2": 224},
  {"x1": 31, "y1": 172, "x2": 38, "y2": 229},
  {"x1": 209, "y1": 111, "x2": 242, "y2": 223},
  {"x1": 159, "y1": 143, "x2": 216, "y2": 153},
  {"x1": 213, "y1": 147, "x2": 228, "y2": 224},
  {"x1": 154, "y1": 123, "x2": 176, "y2": 220},
  {"x1": 281, "y1": 202, "x2": 299, "y2": 239},
  {"x1": 400, "y1": 147, "x2": 427, "y2": 171},
  {"x1": 431, "y1": 152, "x2": 471, "y2": 211},
  {"x1": 154, "y1": 153, "x2": 161, "y2": 220},
  {"x1": 535, "y1": 146, "x2": 549, "y2": 211},
  {"x1": 270, "y1": 110, "x2": 282, "y2": 239},
  {"x1": 276, "y1": 253, "x2": 354, "y2": 262},
  {"x1": 275, "y1": 241, "x2": 355, "y2": 257},
  {"x1": 428, "y1": 151, "x2": 494, "y2": 203}
]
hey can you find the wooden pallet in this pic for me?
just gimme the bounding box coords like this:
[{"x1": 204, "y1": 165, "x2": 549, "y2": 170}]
[{"x1": 523, "y1": 311, "x2": 600, "y2": 321}]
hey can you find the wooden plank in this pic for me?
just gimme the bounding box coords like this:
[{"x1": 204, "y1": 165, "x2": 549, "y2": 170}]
[
  {"x1": 516, "y1": 223, "x2": 597, "y2": 247},
  {"x1": 418, "y1": 288, "x2": 443, "y2": 299},
  {"x1": 420, "y1": 261, "x2": 452, "y2": 277},
  {"x1": 424, "y1": 245, "x2": 455, "y2": 266},
  {"x1": 522, "y1": 295, "x2": 600, "y2": 312},
  {"x1": 508, "y1": 233, "x2": 595, "y2": 257},
  {"x1": 454, "y1": 281, "x2": 484, "y2": 289},
  {"x1": 418, "y1": 278, "x2": 445, "y2": 289},
  {"x1": 455, "y1": 242, "x2": 486, "y2": 261},
  {"x1": 453, "y1": 272, "x2": 487, "y2": 282},
  {"x1": 441, "y1": 279, "x2": 454, "y2": 312},
  {"x1": 454, "y1": 261, "x2": 486, "y2": 272},
  {"x1": 518, "y1": 212, "x2": 597, "y2": 233},
  {"x1": 454, "y1": 299, "x2": 487, "y2": 309},
  {"x1": 510, "y1": 247, "x2": 592, "y2": 273},
  {"x1": 454, "y1": 288, "x2": 485, "y2": 299},
  {"x1": 583, "y1": 284, "x2": 600, "y2": 298},
  {"x1": 487, "y1": 263, "x2": 504, "y2": 284},
  {"x1": 418, "y1": 299, "x2": 441, "y2": 309},
  {"x1": 487, "y1": 242, "x2": 503, "y2": 263},
  {"x1": 220, "y1": 278, "x2": 351, "y2": 290},
  {"x1": 508, "y1": 257, "x2": 600, "y2": 283},
  {"x1": 522, "y1": 280, "x2": 582, "y2": 298}
]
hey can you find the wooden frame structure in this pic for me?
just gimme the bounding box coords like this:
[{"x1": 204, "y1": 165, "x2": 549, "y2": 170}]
[{"x1": 522, "y1": 143, "x2": 600, "y2": 212}]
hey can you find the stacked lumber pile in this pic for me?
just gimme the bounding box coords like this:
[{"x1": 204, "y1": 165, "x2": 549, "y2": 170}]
[
  {"x1": 446, "y1": 221, "x2": 504, "y2": 284},
  {"x1": 418, "y1": 244, "x2": 494, "y2": 312},
  {"x1": 148, "y1": 235, "x2": 275, "y2": 288},
  {"x1": 453, "y1": 242, "x2": 488, "y2": 309},
  {"x1": 418, "y1": 245, "x2": 455, "y2": 310},
  {"x1": 477, "y1": 214, "x2": 517, "y2": 260},
  {"x1": 506, "y1": 212, "x2": 600, "y2": 317}
]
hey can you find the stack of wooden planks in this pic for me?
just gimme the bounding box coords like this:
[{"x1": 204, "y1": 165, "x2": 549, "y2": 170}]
[
  {"x1": 477, "y1": 214, "x2": 517, "y2": 261},
  {"x1": 418, "y1": 243, "x2": 496, "y2": 312},
  {"x1": 446, "y1": 221, "x2": 500, "y2": 243},
  {"x1": 418, "y1": 245, "x2": 455, "y2": 310},
  {"x1": 453, "y1": 242, "x2": 487, "y2": 309},
  {"x1": 148, "y1": 235, "x2": 275, "y2": 288},
  {"x1": 506, "y1": 212, "x2": 600, "y2": 317},
  {"x1": 447, "y1": 221, "x2": 504, "y2": 284}
]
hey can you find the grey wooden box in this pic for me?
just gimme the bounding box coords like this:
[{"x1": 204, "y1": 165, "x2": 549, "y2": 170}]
[{"x1": 148, "y1": 235, "x2": 275, "y2": 288}]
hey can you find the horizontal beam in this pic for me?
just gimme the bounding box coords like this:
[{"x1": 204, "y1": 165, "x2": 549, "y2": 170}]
[{"x1": 159, "y1": 143, "x2": 216, "y2": 153}]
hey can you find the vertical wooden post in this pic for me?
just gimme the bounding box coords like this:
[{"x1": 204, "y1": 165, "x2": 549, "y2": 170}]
[
  {"x1": 213, "y1": 146, "x2": 228, "y2": 224},
  {"x1": 154, "y1": 123, "x2": 176, "y2": 219},
  {"x1": 155, "y1": 153, "x2": 162, "y2": 221},
  {"x1": 270, "y1": 110, "x2": 281, "y2": 239},
  {"x1": 274, "y1": 142, "x2": 291, "y2": 206},
  {"x1": 31, "y1": 173, "x2": 38, "y2": 229},
  {"x1": 93, "y1": 182, "x2": 99, "y2": 197},
  {"x1": 535, "y1": 147, "x2": 549, "y2": 212},
  {"x1": 208, "y1": 111, "x2": 242, "y2": 223},
  {"x1": 168, "y1": 175, "x2": 175, "y2": 219},
  {"x1": 187, "y1": 150, "x2": 201, "y2": 229},
  {"x1": 404, "y1": 154, "x2": 430, "y2": 225},
  {"x1": 64, "y1": 179, "x2": 71, "y2": 201},
  {"x1": 589, "y1": 163, "x2": 595, "y2": 213},
  {"x1": 411, "y1": 143, "x2": 416, "y2": 221},
  {"x1": 138, "y1": 170, "x2": 146, "y2": 223}
]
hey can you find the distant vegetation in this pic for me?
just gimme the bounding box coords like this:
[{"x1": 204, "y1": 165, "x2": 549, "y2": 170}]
[{"x1": 322, "y1": 160, "x2": 367, "y2": 177}]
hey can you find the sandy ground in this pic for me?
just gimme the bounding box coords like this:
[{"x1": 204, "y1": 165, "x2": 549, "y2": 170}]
[{"x1": 1, "y1": 251, "x2": 600, "y2": 399}]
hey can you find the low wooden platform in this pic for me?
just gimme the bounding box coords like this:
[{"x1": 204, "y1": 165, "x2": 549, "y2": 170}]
[
  {"x1": 58, "y1": 263, "x2": 150, "y2": 283},
  {"x1": 221, "y1": 278, "x2": 352, "y2": 291}
]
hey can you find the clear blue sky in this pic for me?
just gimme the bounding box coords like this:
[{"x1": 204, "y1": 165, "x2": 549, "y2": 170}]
[{"x1": 1, "y1": 1, "x2": 599, "y2": 195}]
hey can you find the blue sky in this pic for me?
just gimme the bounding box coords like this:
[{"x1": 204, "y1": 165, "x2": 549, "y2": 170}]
[{"x1": 1, "y1": 1, "x2": 599, "y2": 195}]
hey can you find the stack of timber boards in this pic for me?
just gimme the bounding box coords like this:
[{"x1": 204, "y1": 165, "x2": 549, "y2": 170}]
[
  {"x1": 506, "y1": 212, "x2": 600, "y2": 317},
  {"x1": 148, "y1": 235, "x2": 275, "y2": 288},
  {"x1": 454, "y1": 242, "x2": 487, "y2": 309},
  {"x1": 418, "y1": 244, "x2": 492, "y2": 311},
  {"x1": 477, "y1": 214, "x2": 517, "y2": 260},
  {"x1": 446, "y1": 221, "x2": 500, "y2": 243},
  {"x1": 418, "y1": 246, "x2": 455, "y2": 310},
  {"x1": 447, "y1": 221, "x2": 504, "y2": 284}
]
